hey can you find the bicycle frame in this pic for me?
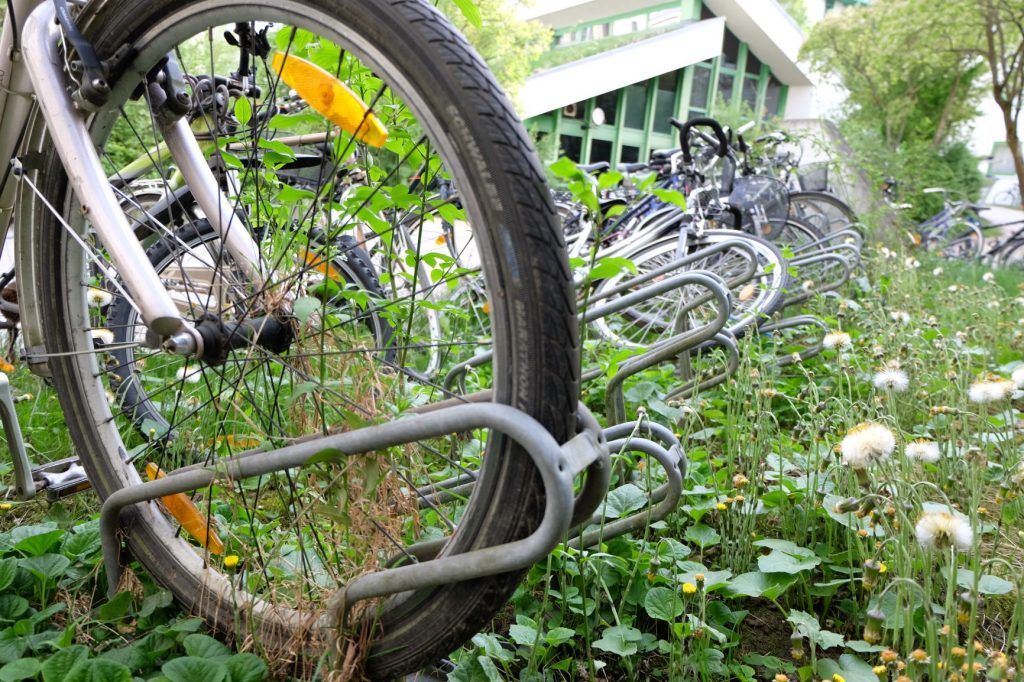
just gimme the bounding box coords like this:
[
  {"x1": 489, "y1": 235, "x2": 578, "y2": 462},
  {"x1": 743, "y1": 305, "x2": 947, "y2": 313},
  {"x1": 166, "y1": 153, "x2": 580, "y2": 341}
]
[{"x1": 0, "y1": 0, "x2": 265, "y2": 369}]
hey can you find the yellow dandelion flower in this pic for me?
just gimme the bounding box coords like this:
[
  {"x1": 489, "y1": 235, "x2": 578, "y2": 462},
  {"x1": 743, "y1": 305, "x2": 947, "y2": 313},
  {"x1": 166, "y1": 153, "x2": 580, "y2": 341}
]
[
  {"x1": 716, "y1": 503, "x2": 727, "y2": 511},
  {"x1": 682, "y1": 582, "x2": 697, "y2": 594},
  {"x1": 223, "y1": 555, "x2": 240, "y2": 569},
  {"x1": 0, "y1": 503, "x2": 11, "y2": 511}
]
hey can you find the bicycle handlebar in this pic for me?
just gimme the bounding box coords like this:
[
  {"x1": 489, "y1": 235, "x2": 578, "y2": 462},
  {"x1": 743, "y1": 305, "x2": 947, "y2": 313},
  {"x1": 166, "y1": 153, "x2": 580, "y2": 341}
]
[{"x1": 670, "y1": 117, "x2": 729, "y2": 163}]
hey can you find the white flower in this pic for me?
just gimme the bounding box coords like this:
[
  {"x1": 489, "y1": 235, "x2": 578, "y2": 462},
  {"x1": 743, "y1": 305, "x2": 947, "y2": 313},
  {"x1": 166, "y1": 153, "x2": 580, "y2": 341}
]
[
  {"x1": 932, "y1": 267, "x2": 944, "y2": 277},
  {"x1": 968, "y1": 376, "x2": 1015, "y2": 404},
  {"x1": 1014, "y1": 297, "x2": 1024, "y2": 306},
  {"x1": 840, "y1": 422, "x2": 896, "y2": 470},
  {"x1": 982, "y1": 271, "x2": 995, "y2": 283},
  {"x1": 873, "y1": 367, "x2": 909, "y2": 392},
  {"x1": 176, "y1": 366, "x2": 202, "y2": 384},
  {"x1": 1012, "y1": 366, "x2": 1024, "y2": 389},
  {"x1": 823, "y1": 331, "x2": 852, "y2": 351},
  {"x1": 905, "y1": 439, "x2": 940, "y2": 464},
  {"x1": 915, "y1": 511, "x2": 973, "y2": 552},
  {"x1": 904, "y1": 257, "x2": 920, "y2": 269},
  {"x1": 889, "y1": 311, "x2": 911, "y2": 324},
  {"x1": 90, "y1": 328, "x2": 114, "y2": 345},
  {"x1": 802, "y1": 280, "x2": 815, "y2": 291},
  {"x1": 87, "y1": 287, "x2": 113, "y2": 307}
]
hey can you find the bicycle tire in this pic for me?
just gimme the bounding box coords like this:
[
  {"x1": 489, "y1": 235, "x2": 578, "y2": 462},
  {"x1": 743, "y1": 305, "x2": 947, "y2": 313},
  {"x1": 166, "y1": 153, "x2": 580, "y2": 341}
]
[
  {"x1": 590, "y1": 229, "x2": 789, "y2": 348},
  {"x1": 33, "y1": 1, "x2": 578, "y2": 678},
  {"x1": 788, "y1": 190, "x2": 857, "y2": 234},
  {"x1": 924, "y1": 223, "x2": 984, "y2": 260}
]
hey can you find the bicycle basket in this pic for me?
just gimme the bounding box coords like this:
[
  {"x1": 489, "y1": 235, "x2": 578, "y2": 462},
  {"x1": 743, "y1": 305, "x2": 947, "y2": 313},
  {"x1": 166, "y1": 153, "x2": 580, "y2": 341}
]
[
  {"x1": 727, "y1": 175, "x2": 790, "y2": 239},
  {"x1": 797, "y1": 162, "x2": 829, "y2": 192}
]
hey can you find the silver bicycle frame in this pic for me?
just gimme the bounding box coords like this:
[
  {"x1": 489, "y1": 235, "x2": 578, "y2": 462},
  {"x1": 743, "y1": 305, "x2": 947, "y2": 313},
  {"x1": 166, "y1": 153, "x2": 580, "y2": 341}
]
[{"x1": 0, "y1": 0, "x2": 264, "y2": 361}]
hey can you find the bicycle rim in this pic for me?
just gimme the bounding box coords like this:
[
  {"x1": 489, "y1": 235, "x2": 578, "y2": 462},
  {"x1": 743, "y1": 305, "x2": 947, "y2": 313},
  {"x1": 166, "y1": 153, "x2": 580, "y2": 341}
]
[{"x1": 31, "y1": 1, "x2": 577, "y2": 677}]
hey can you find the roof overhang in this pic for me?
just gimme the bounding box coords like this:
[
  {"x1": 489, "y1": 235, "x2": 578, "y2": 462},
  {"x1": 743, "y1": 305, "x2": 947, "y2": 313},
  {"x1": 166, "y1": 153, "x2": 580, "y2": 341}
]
[
  {"x1": 521, "y1": 17, "x2": 725, "y2": 119},
  {"x1": 520, "y1": 0, "x2": 667, "y2": 27},
  {"x1": 701, "y1": 0, "x2": 812, "y2": 86}
]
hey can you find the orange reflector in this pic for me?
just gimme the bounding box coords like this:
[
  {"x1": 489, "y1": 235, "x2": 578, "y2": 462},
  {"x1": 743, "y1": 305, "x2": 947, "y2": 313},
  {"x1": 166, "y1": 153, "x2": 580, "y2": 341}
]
[
  {"x1": 435, "y1": 234, "x2": 447, "y2": 246},
  {"x1": 272, "y1": 52, "x2": 388, "y2": 148},
  {"x1": 300, "y1": 249, "x2": 342, "y2": 281},
  {"x1": 482, "y1": 300, "x2": 490, "y2": 314},
  {"x1": 146, "y1": 462, "x2": 225, "y2": 555},
  {"x1": 739, "y1": 283, "x2": 756, "y2": 302}
]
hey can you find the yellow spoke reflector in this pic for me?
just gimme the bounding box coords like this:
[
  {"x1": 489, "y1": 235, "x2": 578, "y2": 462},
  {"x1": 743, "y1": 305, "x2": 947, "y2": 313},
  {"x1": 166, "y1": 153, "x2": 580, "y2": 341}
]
[
  {"x1": 145, "y1": 462, "x2": 225, "y2": 555},
  {"x1": 300, "y1": 249, "x2": 342, "y2": 281},
  {"x1": 272, "y1": 52, "x2": 388, "y2": 148}
]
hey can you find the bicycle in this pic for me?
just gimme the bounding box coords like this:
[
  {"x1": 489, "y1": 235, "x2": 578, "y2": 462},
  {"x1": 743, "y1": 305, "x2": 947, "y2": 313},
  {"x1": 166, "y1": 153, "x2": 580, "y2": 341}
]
[
  {"x1": 0, "y1": 1, "x2": 596, "y2": 678},
  {"x1": 884, "y1": 184, "x2": 986, "y2": 259}
]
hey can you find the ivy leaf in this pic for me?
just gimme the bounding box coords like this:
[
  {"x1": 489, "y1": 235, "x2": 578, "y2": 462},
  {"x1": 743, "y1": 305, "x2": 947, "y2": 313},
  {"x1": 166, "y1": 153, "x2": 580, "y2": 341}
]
[
  {"x1": 603, "y1": 484, "x2": 647, "y2": 519},
  {"x1": 787, "y1": 609, "x2": 844, "y2": 650},
  {"x1": 450, "y1": 0, "x2": 482, "y2": 28},
  {"x1": 644, "y1": 586, "x2": 685, "y2": 621},
  {"x1": 684, "y1": 523, "x2": 721, "y2": 548},
  {"x1": 592, "y1": 625, "x2": 642, "y2": 656}
]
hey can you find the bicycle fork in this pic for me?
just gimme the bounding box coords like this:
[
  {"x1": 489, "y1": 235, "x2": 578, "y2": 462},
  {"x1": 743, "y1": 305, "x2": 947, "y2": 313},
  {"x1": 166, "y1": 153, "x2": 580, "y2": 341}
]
[{"x1": 19, "y1": 2, "x2": 266, "y2": 359}]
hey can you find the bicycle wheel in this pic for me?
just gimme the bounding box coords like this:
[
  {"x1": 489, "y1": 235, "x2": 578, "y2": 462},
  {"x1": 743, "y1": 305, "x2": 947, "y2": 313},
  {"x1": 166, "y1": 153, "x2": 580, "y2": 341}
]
[
  {"x1": 590, "y1": 229, "x2": 789, "y2": 348},
  {"x1": 924, "y1": 223, "x2": 984, "y2": 260},
  {"x1": 788, "y1": 190, "x2": 857, "y2": 234},
  {"x1": 107, "y1": 222, "x2": 393, "y2": 437},
  {"x1": 31, "y1": 2, "x2": 577, "y2": 678}
]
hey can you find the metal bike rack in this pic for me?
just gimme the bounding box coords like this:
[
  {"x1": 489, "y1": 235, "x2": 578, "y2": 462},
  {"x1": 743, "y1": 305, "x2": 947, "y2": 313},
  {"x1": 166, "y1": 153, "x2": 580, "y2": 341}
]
[
  {"x1": 98, "y1": 402, "x2": 610, "y2": 600},
  {"x1": 664, "y1": 331, "x2": 740, "y2": 400},
  {"x1": 760, "y1": 315, "x2": 830, "y2": 366},
  {"x1": 0, "y1": 374, "x2": 31, "y2": 500},
  {"x1": 567, "y1": 420, "x2": 684, "y2": 549},
  {"x1": 783, "y1": 252, "x2": 853, "y2": 309}
]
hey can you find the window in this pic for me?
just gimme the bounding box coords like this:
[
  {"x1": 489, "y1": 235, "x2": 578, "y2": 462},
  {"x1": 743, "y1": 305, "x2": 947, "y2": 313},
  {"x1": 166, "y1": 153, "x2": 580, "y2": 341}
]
[
  {"x1": 623, "y1": 83, "x2": 648, "y2": 129},
  {"x1": 690, "y1": 65, "x2": 712, "y2": 111},
  {"x1": 721, "y1": 30, "x2": 740, "y2": 70},
  {"x1": 593, "y1": 91, "x2": 619, "y2": 127},
  {"x1": 763, "y1": 74, "x2": 782, "y2": 116},
  {"x1": 745, "y1": 52, "x2": 763, "y2": 76},
  {"x1": 653, "y1": 72, "x2": 678, "y2": 134},
  {"x1": 590, "y1": 139, "x2": 612, "y2": 164},
  {"x1": 620, "y1": 145, "x2": 640, "y2": 163},
  {"x1": 717, "y1": 72, "x2": 734, "y2": 107},
  {"x1": 649, "y1": 8, "x2": 681, "y2": 28},
  {"x1": 559, "y1": 134, "x2": 582, "y2": 161},
  {"x1": 742, "y1": 76, "x2": 759, "y2": 110}
]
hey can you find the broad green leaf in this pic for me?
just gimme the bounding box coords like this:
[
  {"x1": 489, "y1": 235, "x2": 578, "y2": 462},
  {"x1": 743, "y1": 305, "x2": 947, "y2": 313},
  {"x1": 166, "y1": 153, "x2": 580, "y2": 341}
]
[
  {"x1": 757, "y1": 549, "x2": 821, "y2": 574},
  {"x1": 955, "y1": 568, "x2": 1015, "y2": 595},
  {"x1": 99, "y1": 644, "x2": 148, "y2": 673},
  {"x1": 644, "y1": 586, "x2": 685, "y2": 621},
  {"x1": 846, "y1": 640, "x2": 886, "y2": 653},
  {"x1": 65, "y1": 658, "x2": 132, "y2": 682},
  {"x1": 603, "y1": 484, "x2": 647, "y2": 519},
  {"x1": 549, "y1": 157, "x2": 581, "y2": 180},
  {"x1": 592, "y1": 625, "x2": 642, "y2": 656},
  {"x1": 138, "y1": 590, "x2": 174, "y2": 619},
  {"x1": 0, "y1": 630, "x2": 26, "y2": 664},
  {"x1": 597, "y1": 171, "x2": 624, "y2": 190},
  {"x1": 652, "y1": 188, "x2": 687, "y2": 210},
  {"x1": 476, "y1": 656, "x2": 503, "y2": 682},
  {"x1": 470, "y1": 634, "x2": 514, "y2": 664},
  {"x1": 62, "y1": 529, "x2": 101, "y2": 559},
  {"x1": 787, "y1": 609, "x2": 844, "y2": 650},
  {"x1": 0, "y1": 560, "x2": 17, "y2": 592},
  {"x1": 0, "y1": 657, "x2": 41, "y2": 682},
  {"x1": 724, "y1": 571, "x2": 769, "y2": 597},
  {"x1": 98, "y1": 591, "x2": 133, "y2": 623},
  {"x1": 684, "y1": 523, "x2": 721, "y2": 548},
  {"x1": 233, "y1": 97, "x2": 252, "y2": 127},
  {"x1": 450, "y1": 0, "x2": 482, "y2": 27},
  {"x1": 42, "y1": 644, "x2": 88, "y2": 682},
  {"x1": 544, "y1": 627, "x2": 575, "y2": 646},
  {"x1": 292, "y1": 296, "x2": 321, "y2": 324},
  {"x1": 588, "y1": 257, "x2": 637, "y2": 282},
  {"x1": 162, "y1": 657, "x2": 228, "y2": 682},
  {"x1": 0, "y1": 596, "x2": 28, "y2": 622},
  {"x1": 11, "y1": 526, "x2": 64, "y2": 557},
  {"x1": 183, "y1": 634, "x2": 231, "y2": 661},
  {"x1": 507, "y1": 624, "x2": 539, "y2": 647},
  {"x1": 225, "y1": 653, "x2": 267, "y2": 682},
  {"x1": 19, "y1": 554, "x2": 71, "y2": 582},
  {"x1": 815, "y1": 655, "x2": 877, "y2": 682}
]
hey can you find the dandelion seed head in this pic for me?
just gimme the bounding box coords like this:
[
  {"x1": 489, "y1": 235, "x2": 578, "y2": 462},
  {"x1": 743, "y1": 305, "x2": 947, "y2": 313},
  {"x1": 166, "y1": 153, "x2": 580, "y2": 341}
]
[
  {"x1": 840, "y1": 422, "x2": 895, "y2": 469},
  {"x1": 873, "y1": 366, "x2": 909, "y2": 392},
  {"x1": 90, "y1": 328, "x2": 114, "y2": 345},
  {"x1": 176, "y1": 366, "x2": 202, "y2": 384},
  {"x1": 904, "y1": 439, "x2": 940, "y2": 464},
  {"x1": 889, "y1": 310, "x2": 911, "y2": 324},
  {"x1": 968, "y1": 375, "x2": 1015, "y2": 404},
  {"x1": 982, "y1": 271, "x2": 995, "y2": 283},
  {"x1": 915, "y1": 511, "x2": 973, "y2": 552},
  {"x1": 87, "y1": 287, "x2": 113, "y2": 307},
  {"x1": 1011, "y1": 365, "x2": 1024, "y2": 389},
  {"x1": 823, "y1": 331, "x2": 852, "y2": 350}
]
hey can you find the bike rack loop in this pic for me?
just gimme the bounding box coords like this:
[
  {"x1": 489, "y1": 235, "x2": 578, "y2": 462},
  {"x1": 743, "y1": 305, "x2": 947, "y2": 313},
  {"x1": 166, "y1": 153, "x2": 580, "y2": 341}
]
[
  {"x1": 99, "y1": 402, "x2": 609, "y2": 597},
  {"x1": 664, "y1": 331, "x2": 740, "y2": 401}
]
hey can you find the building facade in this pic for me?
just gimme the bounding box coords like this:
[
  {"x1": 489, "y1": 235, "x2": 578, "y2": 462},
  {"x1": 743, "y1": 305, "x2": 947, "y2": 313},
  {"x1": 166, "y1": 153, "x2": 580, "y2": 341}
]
[{"x1": 520, "y1": 0, "x2": 817, "y2": 167}]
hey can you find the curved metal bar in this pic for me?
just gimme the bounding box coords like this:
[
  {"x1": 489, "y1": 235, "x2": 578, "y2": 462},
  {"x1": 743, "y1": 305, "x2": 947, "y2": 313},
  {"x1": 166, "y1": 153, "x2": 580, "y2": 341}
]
[
  {"x1": 604, "y1": 272, "x2": 731, "y2": 423},
  {"x1": 790, "y1": 226, "x2": 864, "y2": 256},
  {"x1": 760, "y1": 314, "x2": 829, "y2": 366},
  {"x1": 664, "y1": 331, "x2": 740, "y2": 401},
  {"x1": 567, "y1": 435, "x2": 683, "y2": 550},
  {"x1": 783, "y1": 253, "x2": 852, "y2": 309}
]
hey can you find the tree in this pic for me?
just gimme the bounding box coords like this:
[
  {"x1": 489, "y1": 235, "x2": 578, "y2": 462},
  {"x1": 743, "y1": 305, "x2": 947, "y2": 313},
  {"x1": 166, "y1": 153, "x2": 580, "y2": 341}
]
[
  {"x1": 439, "y1": 0, "x2": 552, "y2": 100},
  {"x1": 971, "y1": 0, "x2": 1024, "y2": 206},
  {"x1": 801, "y1": 0, "x2": 985, "y2": 152}
]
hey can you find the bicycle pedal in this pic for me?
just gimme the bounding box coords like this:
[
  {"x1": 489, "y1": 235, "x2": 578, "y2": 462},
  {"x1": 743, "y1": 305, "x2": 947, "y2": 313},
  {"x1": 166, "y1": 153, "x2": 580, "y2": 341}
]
[{"x1": 32, "y1": 460, "x2": 93, "y2": 500}]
